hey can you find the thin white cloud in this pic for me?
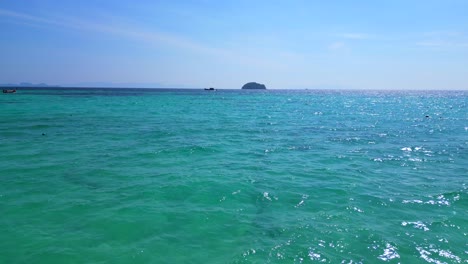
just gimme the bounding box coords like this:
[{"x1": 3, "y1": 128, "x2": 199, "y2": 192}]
[
  {"x1": 416, "y1": 41, "x2": 468, "y2": 47},
  {"x1": 416, "y1": 41, "x2": 447, "y2": 47},
  {"x1": 0, "y1": 8, "x2": 213, "y2": 55},
  {"x1": 338, "y1": 33, "x2": 371, "y2": 40},
  {"x1": 422, "y1": 31, "x2": 463, "y2": 37},
  {"x1": 0, "y1": 8, "x2": 59, "y2": 25},
  {"x1": 416, "y1": 31, "x2": 468, "y2": 48},
  {"x1": 0, "y1": 8, "x2": 285, "y2": 70},
  {"x1": 329, "y1": 41, "x2": 346, "y2": 50}
]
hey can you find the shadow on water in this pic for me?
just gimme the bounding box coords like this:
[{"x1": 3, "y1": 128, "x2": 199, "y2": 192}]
[
  {"x1": 251, "y1": 191, "x2": 284, "y2": 239},
  {"x1": 61, "y1": 167, "x2": 106, "y2": 191}
]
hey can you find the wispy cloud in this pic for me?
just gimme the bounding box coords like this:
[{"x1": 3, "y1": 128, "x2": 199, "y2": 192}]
[
  {"x1": 0, "y1": 8, "x2": 59, "y2": 25},
  {"x1": 0, "y1": 8, "x2": 212, "y2": 54},
  {"x1": 416, "y1": 31, "x2": 468, "y2": 48},
  {"x1": 416, "y1": 41, "x2": 468, "y2": 47},
  {"x1": 328, "y1": 41, "x2": 346, "y2": 50},
  {"x1": 329, "y1": 33, "x2": 371, "y2": 51},
  {"x1": 338, "y1": 33, "x2": 371, "y2": 40},
  {"x1": 422, "y1": 31, "x2": 463, "y2": 37},
  {"x1": 0, "y1": 8, "x2": 286, "y2": 70},
  {"x1": 331, "y1": 30, "x2": 468, "y2": 48},
  {"x1": 416, "y1": 41, "x2": 447, "y2": 47}
]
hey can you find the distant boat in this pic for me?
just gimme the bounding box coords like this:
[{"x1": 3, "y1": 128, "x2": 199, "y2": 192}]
[
  {"x1": 204, "y1": 87, "x2": 216, "y2": 91},
  {"x1": 2, "y1": 89, "x2": 16, "y2": 93}
]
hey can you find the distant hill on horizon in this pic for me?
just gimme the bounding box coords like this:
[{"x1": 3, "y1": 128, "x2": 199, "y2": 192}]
[
  {"x1": 241, "y1": 82, "x2": 267, "y2": 90},
  {"x1": 0, "y1": 82, "x2": 60, "y2": 87}
]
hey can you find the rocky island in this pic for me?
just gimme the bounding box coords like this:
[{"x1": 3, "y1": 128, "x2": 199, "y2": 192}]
[{"x1": 241, "y1": 82, "x2": 267, "y2": 90}]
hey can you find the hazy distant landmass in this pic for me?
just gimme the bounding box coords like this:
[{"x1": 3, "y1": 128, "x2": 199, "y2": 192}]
[
  {"x1": 0, "y1": 82, "x2": 60, "y2": 87},
  {"x1": 0, "y1": 82, "x2": 191, "y2": 89},
  {"x1": 66, "y1": 82, "x2": 190, "y2": 88},
  {"x1": 241, "y1": 82, "x2": 267, "y2": 90}
]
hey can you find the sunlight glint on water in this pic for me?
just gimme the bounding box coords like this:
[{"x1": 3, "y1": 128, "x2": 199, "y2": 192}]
[{"x1": 0, "y1": 89, "x2": 466, "y2": 263}]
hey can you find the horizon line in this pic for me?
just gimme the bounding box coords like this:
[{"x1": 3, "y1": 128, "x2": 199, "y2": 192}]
[{"x1": 3, "y1": 86, "x2": 467, "y2": 92}]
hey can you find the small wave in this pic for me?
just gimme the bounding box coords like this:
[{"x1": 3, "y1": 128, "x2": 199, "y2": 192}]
[
  {"x1": 261, "y1": 192, "x2": 277, "y2": 201},
  {"x1": 416, "y1": 245, "x2": 462, "y2": 264},
  {"x1": 408, "y1": 157, "x2": 424, "y2": 162},
  {"x1": 402, "y1": 194, "x2": 457, "y2": 206},
  {"x1": 401, "y1": 146, "x2": 431, "y2": 154},
  {"x1": 402, "y1": 199, "x2": 424, "y2": 204},
  {"x1": 378, "y1": 243, "x2": 400, "y2": 261},
  {"x1": 308, "y1": 248, "x2": 324, "y2": 261},
  {"x1": 295, "y1": 194, "x2": 309, "y2": 208},
  {"x1": 402, "y1": 221, "x2": 430, "y2": 231},
  {"x1": 346, "y1": 205, "x2": 364, "y2": 213},
  {"x1": 242, "y1": 248, "x2": 256, "y2": 257}
]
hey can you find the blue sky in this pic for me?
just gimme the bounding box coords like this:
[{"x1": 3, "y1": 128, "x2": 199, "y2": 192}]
[{"x1": 1, "y1": 0, "x2": 467, "y2": 89}]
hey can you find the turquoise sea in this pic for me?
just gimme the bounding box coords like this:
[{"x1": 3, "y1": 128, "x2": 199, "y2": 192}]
[{"x1": 1, "y1": 88, "x2": 466, "y2": 263}]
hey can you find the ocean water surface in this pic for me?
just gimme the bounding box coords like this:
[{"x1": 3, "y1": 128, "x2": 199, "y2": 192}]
[{"x1": 0, "y1": 88, "x2": 466, "y2": 263}]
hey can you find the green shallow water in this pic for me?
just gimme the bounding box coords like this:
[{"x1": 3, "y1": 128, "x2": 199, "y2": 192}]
[{"x1": 0, "y1": 89, "x2": 467, "y2": 263}]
